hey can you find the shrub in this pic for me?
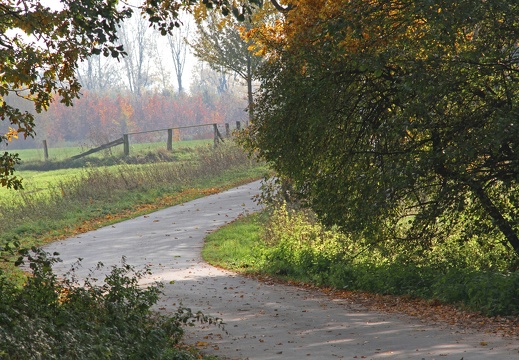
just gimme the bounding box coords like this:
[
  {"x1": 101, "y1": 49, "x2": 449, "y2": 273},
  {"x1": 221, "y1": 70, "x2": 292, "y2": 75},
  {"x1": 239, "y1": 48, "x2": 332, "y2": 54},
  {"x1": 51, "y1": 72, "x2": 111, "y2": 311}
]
[
  {"x1": 260, "y1": 204, "x2": 354, "y2": 285},
  {"x1": 0, "y1": 249, "x2": 222, "y2": 359},
  {"x1": 257, "y1": 202, "x2": 519, "y2": 316}
]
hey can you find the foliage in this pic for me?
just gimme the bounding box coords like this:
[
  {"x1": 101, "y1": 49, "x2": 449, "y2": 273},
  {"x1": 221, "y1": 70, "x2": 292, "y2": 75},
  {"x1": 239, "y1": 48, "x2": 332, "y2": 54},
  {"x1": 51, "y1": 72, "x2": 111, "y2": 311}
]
[
  {"x1": 245, "y1": 0, "x2": 519, "y2": 256},
  {"x1": 203, "y1": 204, "x2": 519, "y2": 316},
  {"x1": 191, "y1": 2, "x2": 268, "y2": 120},
  {"x1": 0, "y1": 91, "x2": 247, "y2": 150},
  {"x1": 260, "y1": 204, "x2": 352, "y2": 285},
  {"x1": 0, "y1": 248, "x2": 221, "y2": 359},
  {"x1": 0, "y1": 0, "x2": 133, "y2": 188}
]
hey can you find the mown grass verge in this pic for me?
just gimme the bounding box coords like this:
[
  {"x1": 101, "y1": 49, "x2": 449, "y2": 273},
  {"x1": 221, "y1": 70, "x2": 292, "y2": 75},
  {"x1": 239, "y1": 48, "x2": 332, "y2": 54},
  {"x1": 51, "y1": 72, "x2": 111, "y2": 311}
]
[{"x1": 203, "y1": 206, "x2": 519, "y2": 318}]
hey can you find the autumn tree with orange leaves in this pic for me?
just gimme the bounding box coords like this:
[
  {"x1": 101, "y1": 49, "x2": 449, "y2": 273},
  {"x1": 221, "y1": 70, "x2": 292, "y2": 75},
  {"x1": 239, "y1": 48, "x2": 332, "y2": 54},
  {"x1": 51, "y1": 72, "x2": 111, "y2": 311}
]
[{"x1": 245, "y1": 0, "x2": 519, "y2": 257}]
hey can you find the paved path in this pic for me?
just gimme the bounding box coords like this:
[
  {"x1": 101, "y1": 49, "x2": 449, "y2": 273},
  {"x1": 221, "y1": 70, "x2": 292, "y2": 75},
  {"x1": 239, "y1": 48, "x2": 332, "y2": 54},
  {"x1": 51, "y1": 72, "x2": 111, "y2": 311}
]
[{"x1": 45, "y1": 181, "x2": 519, "y2": 360}]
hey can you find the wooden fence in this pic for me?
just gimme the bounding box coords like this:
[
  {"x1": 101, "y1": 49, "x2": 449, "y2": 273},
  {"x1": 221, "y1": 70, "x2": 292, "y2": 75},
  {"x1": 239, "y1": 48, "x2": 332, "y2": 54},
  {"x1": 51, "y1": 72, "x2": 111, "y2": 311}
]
[
  {"x1": 122, "y1": 123, "x2": 228, "y2": 156},
  {"x1": 40, "y1": 122, "x2": 241, "y2": 161},
  {"x1": 70, "y1": 137, "x2": 125, "y2": 160}
]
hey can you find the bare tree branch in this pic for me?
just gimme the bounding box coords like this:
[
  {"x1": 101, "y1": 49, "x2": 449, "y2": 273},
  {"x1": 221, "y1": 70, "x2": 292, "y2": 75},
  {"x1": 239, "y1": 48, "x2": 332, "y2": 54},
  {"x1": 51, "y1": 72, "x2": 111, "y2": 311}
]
[{"x1": 269, "y1": 0, "x2": 293, "y2": 12}]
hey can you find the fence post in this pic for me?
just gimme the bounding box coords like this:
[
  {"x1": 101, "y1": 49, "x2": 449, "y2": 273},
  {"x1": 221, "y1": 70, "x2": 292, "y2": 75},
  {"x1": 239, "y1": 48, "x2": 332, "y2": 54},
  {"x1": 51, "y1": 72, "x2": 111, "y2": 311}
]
[
  {"x1": 225, "y1": 123, "x2": 230, "y2": 137},
  {"x1": 42, "y1": 140, "x2": 49, "y2": 161},
  {"x1": 167, "y1": 129, "x2": 173, "y2": 151},
  {"x1": 236, "y1": 121, "x2": 241, "y2": 131},
  {"x1": 213, "y1": 124, "x2": 219, "y2": 147},
  {"x1": 123, "y1": 134, "x2": 129, "y2": 156}
]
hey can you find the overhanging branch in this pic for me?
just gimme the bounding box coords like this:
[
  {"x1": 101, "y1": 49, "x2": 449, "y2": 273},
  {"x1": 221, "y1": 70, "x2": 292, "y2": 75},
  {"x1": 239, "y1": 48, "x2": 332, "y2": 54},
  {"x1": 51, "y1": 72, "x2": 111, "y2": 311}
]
[{"x1": 270, "y1": 0, "x2": 294, "y2": 12}]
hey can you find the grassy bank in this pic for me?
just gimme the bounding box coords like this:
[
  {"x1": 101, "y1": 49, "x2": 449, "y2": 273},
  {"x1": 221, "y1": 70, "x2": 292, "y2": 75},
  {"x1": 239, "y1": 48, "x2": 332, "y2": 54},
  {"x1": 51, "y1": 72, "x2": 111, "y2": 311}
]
[
  {"x1": 203, "y1": 207, "x2": 519, "y2": 318},
  {"x1": 0, "y1": 140, "x2": 213, "y2": 203}
]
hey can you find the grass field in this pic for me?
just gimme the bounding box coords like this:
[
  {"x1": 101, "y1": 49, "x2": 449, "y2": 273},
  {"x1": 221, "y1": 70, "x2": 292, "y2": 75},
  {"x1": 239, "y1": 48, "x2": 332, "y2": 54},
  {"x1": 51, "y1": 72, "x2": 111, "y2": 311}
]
[
  {"x1": 1, "y1": 168, "x2": 80, "y2": 201},
  {"x1": 0, "y1": 139, "x2": 215, "y2": 203}
]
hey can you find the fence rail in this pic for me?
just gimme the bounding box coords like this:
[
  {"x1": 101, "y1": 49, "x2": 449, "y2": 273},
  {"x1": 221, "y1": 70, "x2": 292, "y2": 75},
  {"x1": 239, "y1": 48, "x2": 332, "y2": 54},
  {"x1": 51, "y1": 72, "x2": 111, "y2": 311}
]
[
  {"x1": 122, "y1": 123, "x2": 229, "y2": 156},
  {"x1": 70, "y1": 137, "x2": 124, "y2": 160}
]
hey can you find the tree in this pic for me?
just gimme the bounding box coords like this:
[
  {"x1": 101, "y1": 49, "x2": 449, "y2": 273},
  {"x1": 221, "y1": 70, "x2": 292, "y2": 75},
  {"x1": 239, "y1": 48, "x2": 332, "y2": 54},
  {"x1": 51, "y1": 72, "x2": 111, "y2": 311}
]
[
  {"x1": 0, "y1": 0, "x2": 130, "y2": 188},
  {"x1": 0, "y1": 0, "x2": 277, "y2": 189},
  {"x1": 190, "y1": 3, "x2": 266, "y2": 122},
  {"x1": 246, "y1": 0, "x2": 519, "y2": 257},
  {"x1": 118, "y1": 15, "x2": 154, "y2": 96},
  {"x1": 76, "y1": 54, "x2": 122, "y2": 91},
  {"x1": 166, "y1": 18, "x2": 191, "y2": 94}
]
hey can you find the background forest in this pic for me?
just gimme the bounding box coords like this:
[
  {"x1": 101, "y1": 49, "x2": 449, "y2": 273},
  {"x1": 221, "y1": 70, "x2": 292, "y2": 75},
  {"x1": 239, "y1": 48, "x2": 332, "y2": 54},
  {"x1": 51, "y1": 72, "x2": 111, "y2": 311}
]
[{"x1": 1, "y1": 8, "x2": 251, "y2": 151}]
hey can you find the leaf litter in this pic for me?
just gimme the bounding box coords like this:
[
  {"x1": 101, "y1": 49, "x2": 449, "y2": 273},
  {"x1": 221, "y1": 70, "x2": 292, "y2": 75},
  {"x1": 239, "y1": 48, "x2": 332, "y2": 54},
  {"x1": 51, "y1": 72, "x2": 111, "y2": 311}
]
[{"x1": 245, "y1": 274, "x2": 519, "y2": 340}]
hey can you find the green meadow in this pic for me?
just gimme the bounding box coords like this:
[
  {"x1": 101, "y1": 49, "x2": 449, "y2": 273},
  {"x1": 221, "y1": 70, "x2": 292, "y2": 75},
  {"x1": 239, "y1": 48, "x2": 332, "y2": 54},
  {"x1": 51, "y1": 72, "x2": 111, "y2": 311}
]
[
  {"x1": 11, "y1": 138, "x2": 213, "y2": 162},
  {"x1": 0, "y1": 139, "x2": 214, "y2": 203}
]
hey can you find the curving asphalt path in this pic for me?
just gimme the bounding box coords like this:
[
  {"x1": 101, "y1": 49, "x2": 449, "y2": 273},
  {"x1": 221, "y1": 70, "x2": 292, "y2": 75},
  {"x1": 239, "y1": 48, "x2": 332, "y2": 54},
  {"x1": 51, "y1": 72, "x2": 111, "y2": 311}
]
[{"x1": 45, "y1": 181, "x2": 519, "y2": 360}]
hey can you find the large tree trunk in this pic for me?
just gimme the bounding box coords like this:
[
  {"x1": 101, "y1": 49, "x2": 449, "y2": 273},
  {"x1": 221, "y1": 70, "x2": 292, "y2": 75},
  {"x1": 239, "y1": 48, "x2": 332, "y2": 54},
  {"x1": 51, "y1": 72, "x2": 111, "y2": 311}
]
[
  {"x1": 246, "y1": 55, "x2": 254, "y2": 126},
  {"x1": 469, "y1": 181, "x2": 519, "y2": 256}
]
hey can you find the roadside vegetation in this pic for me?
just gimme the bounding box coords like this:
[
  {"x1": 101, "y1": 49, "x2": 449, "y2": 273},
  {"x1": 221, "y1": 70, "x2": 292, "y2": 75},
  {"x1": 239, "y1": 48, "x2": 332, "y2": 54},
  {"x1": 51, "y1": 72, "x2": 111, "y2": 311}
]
[
  {"x1": 1, "y1": 142, "x2": 265, "y2": 261},
  {"x1": 0, "y1": 141, "x2": 265, "y2": 359},
  {"x1": 203, "y1": 178, "x2": 519, "y2": 318}
]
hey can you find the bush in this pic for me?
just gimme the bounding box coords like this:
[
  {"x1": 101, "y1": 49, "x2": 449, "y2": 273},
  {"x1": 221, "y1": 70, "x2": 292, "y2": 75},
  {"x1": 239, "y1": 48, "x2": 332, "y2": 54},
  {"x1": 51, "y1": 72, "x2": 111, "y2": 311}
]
[
  {"x1": 257, "y1": 202, "x2": 519, "y2": 316},
  {"x1": 0, "y1": 249, "x2": 222, "y2": 359},
  {"x1": 260, "y1": 204, "x2": 355, "y2": 285},
  {"x1": 432, "y1": 269, "x2": 519, "y2": 316}
]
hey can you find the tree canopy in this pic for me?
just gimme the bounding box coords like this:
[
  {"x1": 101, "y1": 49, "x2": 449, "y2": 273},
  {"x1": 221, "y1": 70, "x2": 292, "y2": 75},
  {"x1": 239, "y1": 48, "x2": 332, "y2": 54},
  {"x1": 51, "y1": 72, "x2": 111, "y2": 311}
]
[
  {"x1": 0, "y1": 0, "x2": 132, "y2": 188},
  {"x1": 246, "y1": 0, "x2": 519, "y2": 256}
]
